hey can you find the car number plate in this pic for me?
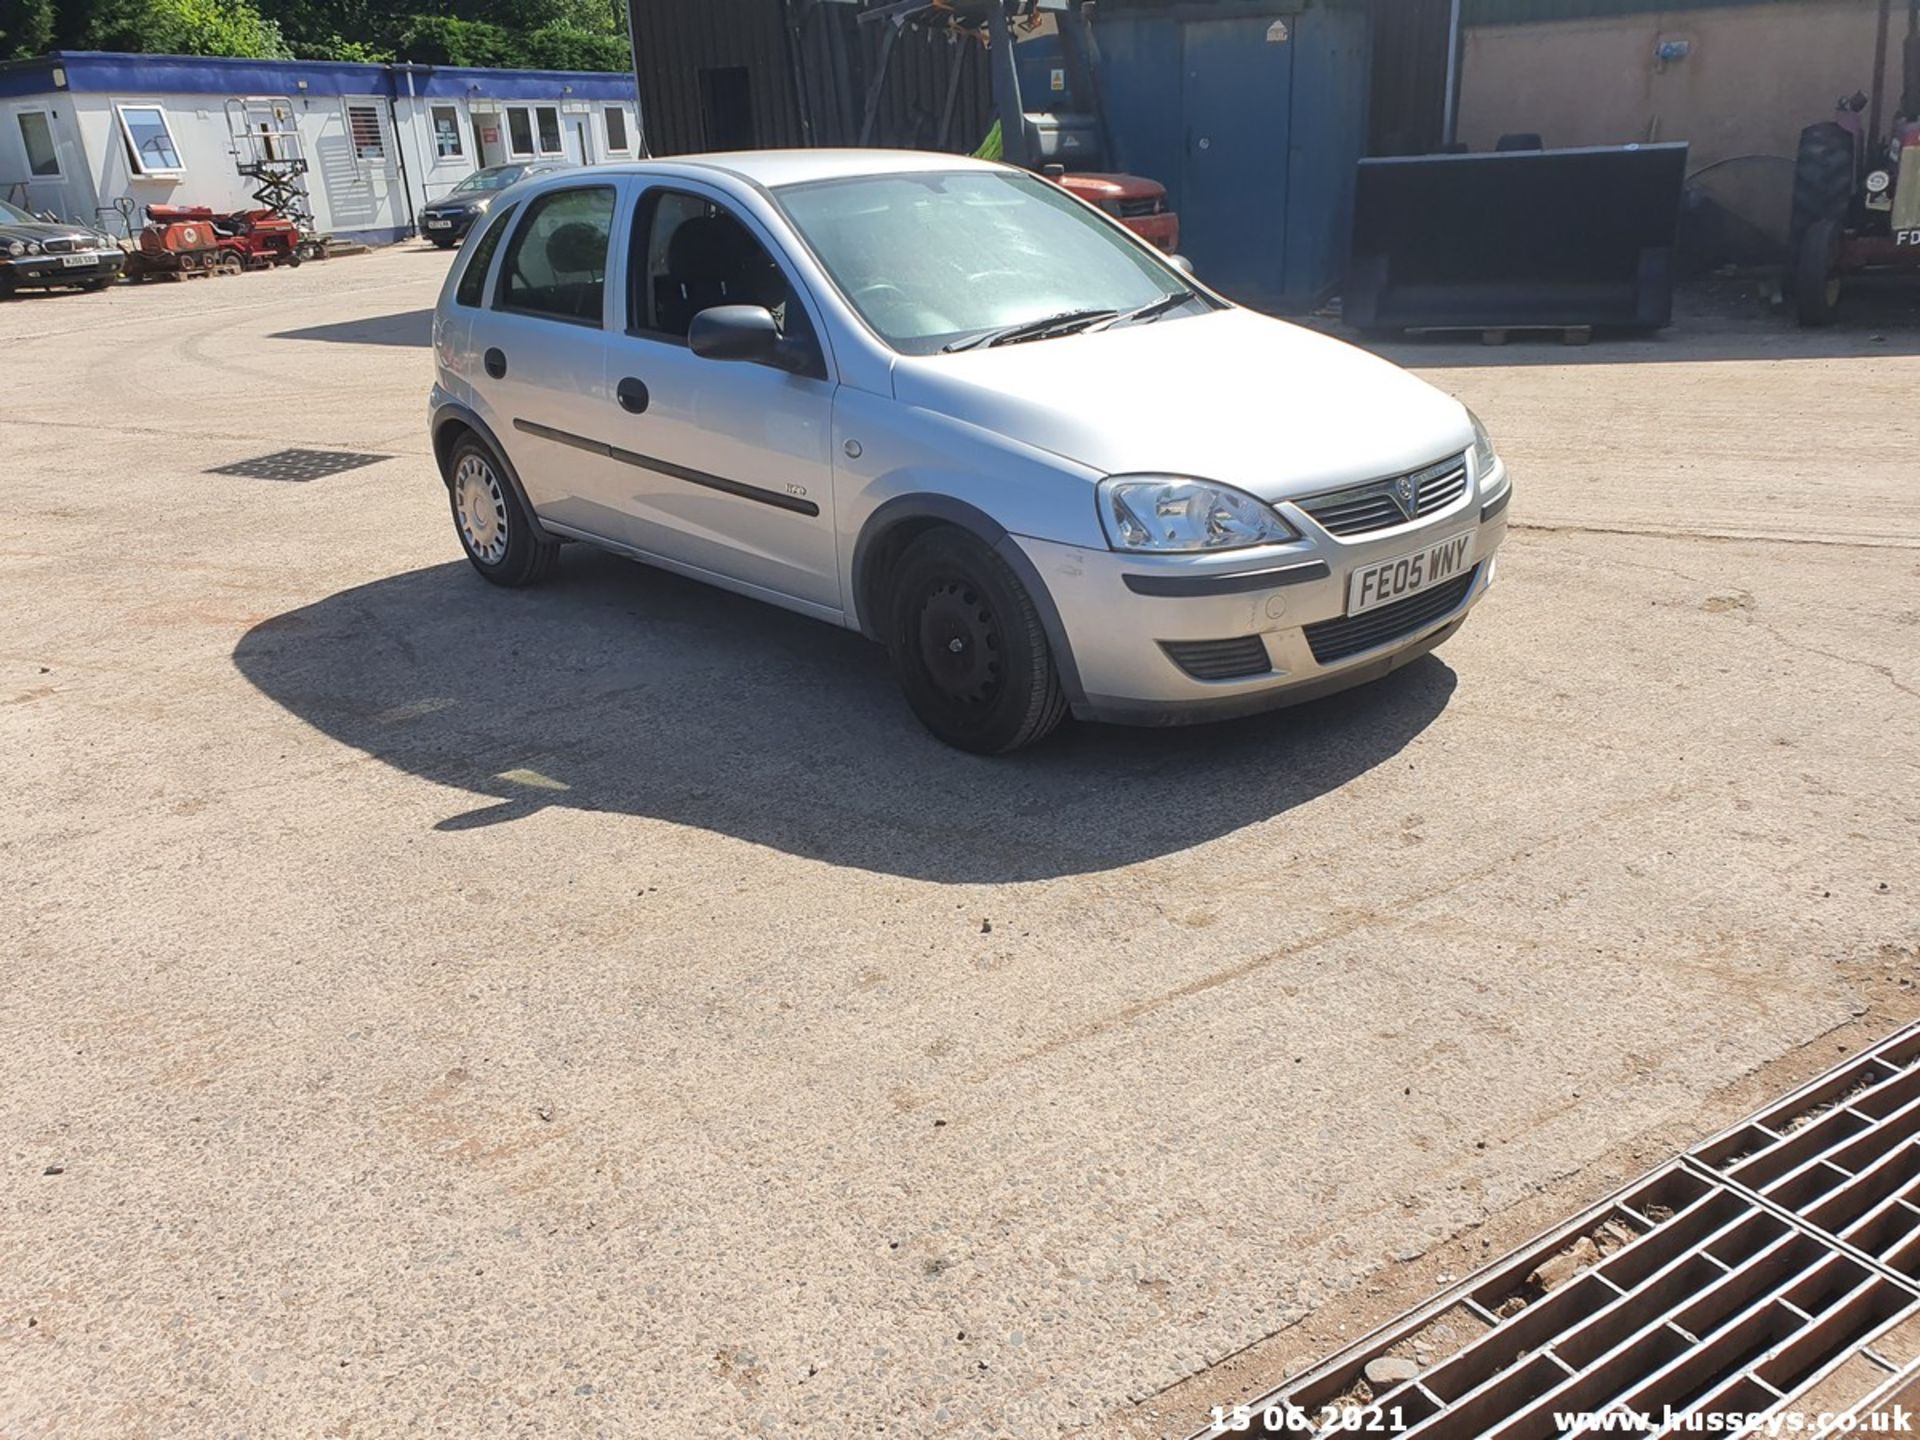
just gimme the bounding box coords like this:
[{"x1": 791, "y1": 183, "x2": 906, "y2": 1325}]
[
  {"x1": 60, "y1": 252, "x2": 94, "y2": 267},
  {"x1": 1347, "y1": 531, "x2": 1474, "y2": 615},
  {"x1": 426, "y1": 219, "x2": 452, "y2": 229}
]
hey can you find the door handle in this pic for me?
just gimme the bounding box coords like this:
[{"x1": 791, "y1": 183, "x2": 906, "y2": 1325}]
[
  {"x1": 615, "y1": 376, "x2": 650, "y2": 415},
  {"x1": 483, "y1": 347, "x2": 506, "y2": 379}
]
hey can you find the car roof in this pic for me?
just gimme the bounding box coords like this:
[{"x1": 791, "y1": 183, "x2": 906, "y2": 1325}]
[{"x1": 589, "y1": 149, "x2": 1007, "y2": 191}]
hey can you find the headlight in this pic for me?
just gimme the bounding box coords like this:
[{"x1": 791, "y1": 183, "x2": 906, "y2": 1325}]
[
  {"x1": 5, "y1": 241, "x2": 22, "y2": 256},
  {"x1": 1867, "y1": 169, "x2": 1892, "y2": 194},
  {"x1": 1468, "y1": 408, "x2": 1499, "y2": 477},
  {"x1": 24, "y1": 240, "x2": 41, "y2": 254},
  {"x1": 470, "y1": 197, "x2": 492, "y2": 213},
  {"x1": 1098, "y1": 475, "x2": 1298, "y2": 553}
]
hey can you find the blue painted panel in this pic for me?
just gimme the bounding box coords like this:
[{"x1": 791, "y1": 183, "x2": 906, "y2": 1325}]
[
  {"x1": 1087, "y1": 14, "x2": 1185, "y2": 205},
  {"x1": 1283, "y1": 5, "x2": 1370, "y2": 306},
  {"x1": 1177, "y1": 14, "x2": 1293, "y2": 308}
]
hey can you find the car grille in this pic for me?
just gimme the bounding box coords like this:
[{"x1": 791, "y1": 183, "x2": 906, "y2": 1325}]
[
  {"x1": 1303, "y1": 565, "x2": 1478, "y2": 665},
  {"x1": 1161, "y1": 635, "x2": 1271, "y2": 681},
  {"x1": 1117, "y1": 197, "x2": 1164, "y2": 218},
  {"x1": 40, "y1": 236, "x2": 82, "y2": 254},
  {"x1": 1297, "y1": 454, "x2": 1471, "y2": 538}
]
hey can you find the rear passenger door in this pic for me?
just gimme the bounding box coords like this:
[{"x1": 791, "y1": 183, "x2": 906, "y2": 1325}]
[
  {"x1": 597, "y1": 183, "x2": 841, "y2": 615},
  {"x1": 465, "y1": 180, "x2": 627, "y2": 537}
]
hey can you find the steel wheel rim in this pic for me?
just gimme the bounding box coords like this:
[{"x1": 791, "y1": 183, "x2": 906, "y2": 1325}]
[
  {"x1": 454, "y1": 454, "x2": 510, "y2": 565},
  {"x1": 916, "y1": 576, "x2": 1003, "y2": 707}
]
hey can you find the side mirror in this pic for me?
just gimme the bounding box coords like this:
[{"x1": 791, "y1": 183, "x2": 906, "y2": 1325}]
[
  {"x1": 1167, "y1": 253, "x2": 1195, "y2": 277},
  {"x1": 689, "y1": 304, "x2": 780, "y2": 364}
]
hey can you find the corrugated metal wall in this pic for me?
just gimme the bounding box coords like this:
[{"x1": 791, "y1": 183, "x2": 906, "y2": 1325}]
[
  {"x1": 627, "y1": 0, "x2": 997, "y2": 156},
  {"x1": 1367, "y1": 0, "x2": 1455, "y2": 154},
  {"x1": 630, "y1": 0, "x2": 1446, "y2": 160},
  {"x1": 629, "y1": 0, "x2": 805, "y2": 154}
]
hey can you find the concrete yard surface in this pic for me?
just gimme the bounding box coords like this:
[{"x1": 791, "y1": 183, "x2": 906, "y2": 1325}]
[{"x1": 1, "y1": 249, "x2": 1916, "y2": 1439}]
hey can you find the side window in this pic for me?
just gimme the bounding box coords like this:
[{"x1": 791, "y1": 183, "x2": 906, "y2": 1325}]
[
  {"x1": 496, "y1": 186, "x2": 615, "y2": 326},
  {"x1": 506, "y1": 107, "x2": 534, "y2": 159},
  {"x1": 454, "y1": 201, "x2": 517, "y2": 308},
  {"x1": 627, "y1": 188, "x2": 813, "y2": 353}
]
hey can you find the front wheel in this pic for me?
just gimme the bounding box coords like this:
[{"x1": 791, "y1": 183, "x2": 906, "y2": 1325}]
[
  {"x1": 448, "y1": 436, "x2": 559, "y2": 587},
  {"x1": 884, "y1": 527, "x2": 1068, "y2": 754}
]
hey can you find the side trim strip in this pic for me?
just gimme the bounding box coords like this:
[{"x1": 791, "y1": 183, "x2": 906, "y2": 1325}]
[
  {"x1": 512, "y1": 418, "x2": 822, "y2": 518},
  {"x1": 1122, "y1": 559, "x2": 1331, "y2": 598},
  {"x1": 1480, "y1": 486, "x2": 1512, "y2": 523}
]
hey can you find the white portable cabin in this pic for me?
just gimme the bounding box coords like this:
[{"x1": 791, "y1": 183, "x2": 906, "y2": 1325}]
[{"x1": 0, "y1": 51, "x2": 643, "y2": 244}]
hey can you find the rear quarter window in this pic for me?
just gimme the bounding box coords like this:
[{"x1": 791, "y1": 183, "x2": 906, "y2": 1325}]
[{"x1": 454, "y1": 203, "x2": 518, "y2": 308}]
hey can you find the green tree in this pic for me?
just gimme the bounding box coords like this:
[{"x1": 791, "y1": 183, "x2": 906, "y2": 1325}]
[
  {"x1": 87, "y1": 0, "x2": 292, "y2": 57},
  {"x1": 515, "y1": 21, "x2": 624, "y2": 70},
  {"x1": 1, "y1": 0, "x2": 58, "y2": 61}
]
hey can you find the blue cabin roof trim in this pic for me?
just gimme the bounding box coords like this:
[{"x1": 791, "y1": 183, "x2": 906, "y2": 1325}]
[{"x1": 0, "y1": 51, "x2": 640, "y2": 104}]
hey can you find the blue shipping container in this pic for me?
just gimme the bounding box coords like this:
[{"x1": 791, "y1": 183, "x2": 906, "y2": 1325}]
[{"x1": 1090, "y1": 2, "x2": 1371, "y2": 312}]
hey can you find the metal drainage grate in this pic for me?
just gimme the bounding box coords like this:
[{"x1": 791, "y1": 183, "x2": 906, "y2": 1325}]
[
  {"x1": 1202, "y1": 1024, "x2": 1920, "y2": 1440},
  {"x1": 1692, "y1": 1028, "x2": 1920, "y2": 1288},
  {"x1": 208, "y1": 449, "x2": 391, "y2": 483}
]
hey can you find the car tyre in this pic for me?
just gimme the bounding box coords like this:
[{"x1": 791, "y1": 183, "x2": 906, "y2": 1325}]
[
  {"x1": 885, "y1": 526, "x2": 1068, "y2": 754},
  {"x1": 448, "y1": 435, "x2": 559, "y2": 587},
  {"x1": 1794, "y1": 217, "x2": 1842, "y2": 327}
]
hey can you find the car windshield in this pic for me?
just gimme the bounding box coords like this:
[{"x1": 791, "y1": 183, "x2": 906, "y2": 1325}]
[
  {"x1": 453, "y1": 167, "x2": 524, "y2": 194},
  {"x1": 774, "y1": 170, "x2": 1200, "y2": 355},
  {"x1": 0, "y1": 198, "x2": 35, "y2": 224}
]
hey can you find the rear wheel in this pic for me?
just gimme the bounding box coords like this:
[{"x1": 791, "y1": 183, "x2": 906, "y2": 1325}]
[
  {"x1": 214, "y1": 251, "x2": 245, "y2": 277},
  {"x1": 884, "y1": 527, "x2": 1067, "y2": 754},
  {"x1": 448, "y1": 435, "x2": 559, "y2": 587},
  {"x1": 1787, "y1": 122, "x2": 1853, "y2": 289},
  {"x1": 1794, "y1": 217, "x2": 1842, "y2": 326}
]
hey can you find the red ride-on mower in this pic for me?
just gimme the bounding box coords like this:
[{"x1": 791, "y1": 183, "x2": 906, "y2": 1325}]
[
  {"x1": 123, "y1": 208, "x2": 221, "y2": 282},
  {"x1": 125, "y1": 205, "x2": 317, "y2": 282},
  {"x1": 1787, "y1": 0, "x2": 1920, "y2": 324}
]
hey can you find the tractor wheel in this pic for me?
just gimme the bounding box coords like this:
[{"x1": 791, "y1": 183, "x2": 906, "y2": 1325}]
[
  {"x1": 1794, "y1": 218, "x2": 1842, "y2": 326},
  {"x1": 215, "y1": 252, "x2": 245, "y2": 278},
  {"x1": 1786, "y1": 123, "x2": 1853, "y2": 289}
]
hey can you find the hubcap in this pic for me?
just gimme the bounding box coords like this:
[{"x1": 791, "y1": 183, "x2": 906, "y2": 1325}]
[
  {"x1": 454, "y1": 454, "x2": 510, "y2": 565},
  {"x1": 917, "y1": 578, "x2": 1002, "y2": 706}
]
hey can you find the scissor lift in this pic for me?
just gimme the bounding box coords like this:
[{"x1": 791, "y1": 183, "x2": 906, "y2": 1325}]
[{"x1": 224, "y1": 97, "x2": 322, "y2": 256}]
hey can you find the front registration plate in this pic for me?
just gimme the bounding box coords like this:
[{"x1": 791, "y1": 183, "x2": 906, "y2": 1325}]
[
  {"x1": 60, "y1": 252, "x2": 94, "y2": 267},
  {"x1": 1347, "y1": 531, "x2": 1474, "y2": 615},
  {"x1": 426, "y1": 219, "x2": 452, "y2": 229}
]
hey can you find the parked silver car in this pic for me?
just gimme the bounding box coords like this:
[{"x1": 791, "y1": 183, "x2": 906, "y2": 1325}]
[{"x1": 428, "y1": 151, "x2": 1510, "y2": 752}]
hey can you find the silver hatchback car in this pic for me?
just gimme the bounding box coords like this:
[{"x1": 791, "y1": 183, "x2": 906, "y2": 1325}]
[{"x1": 429, "y1": 150, "x2": 1510, "y2": 753}]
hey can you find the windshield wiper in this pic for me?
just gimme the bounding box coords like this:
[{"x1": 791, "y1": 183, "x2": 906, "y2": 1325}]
[
  {"x1": 942, "y1": 307, "x2": 1121, "y2": 353},
  {"x1": 1094, "y1": 290, "x2": 1198, "y2": 331}
]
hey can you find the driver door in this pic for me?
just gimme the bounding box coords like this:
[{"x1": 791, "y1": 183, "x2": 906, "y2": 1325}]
[{"x1": 596, "y1": 183, "x2": 841, "y2": 616}]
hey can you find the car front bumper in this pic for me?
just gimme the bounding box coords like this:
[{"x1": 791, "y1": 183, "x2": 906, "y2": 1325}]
[
  {"x1": 1, "y1": 250, "x2": 126, "y2": 285},
  {"x1": 420, "y1": 211, "x2": 478, "y2": 239},
  {"x1": 1015, "y1": 466, "x2": 1512, "y2": 725}
]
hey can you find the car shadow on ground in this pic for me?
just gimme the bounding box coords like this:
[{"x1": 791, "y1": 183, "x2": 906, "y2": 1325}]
[
  {"x1": 268, "y1": 309, "x2": 433, "y2": 347},
  {"x1": 231, "y1": 549, "x2": 1457, "y2": 882}
]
